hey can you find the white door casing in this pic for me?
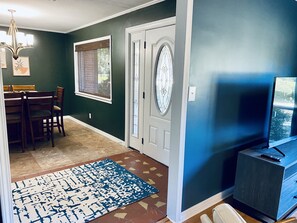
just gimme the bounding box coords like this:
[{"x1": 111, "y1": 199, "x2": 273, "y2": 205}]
[
  {"x1": 127, "y1": 21, "x2": 175, "y2": 167},
  {"x1": 125, "y1": 12, "x2": 194, "y2": 221},
  {"x1": 0, "y1": 57, "x2": 14, "y2": 223}
]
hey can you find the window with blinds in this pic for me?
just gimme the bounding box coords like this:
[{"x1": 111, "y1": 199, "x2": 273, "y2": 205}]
[{"x1": 74, "y1": 36, "x2": 112, "y2": 103}]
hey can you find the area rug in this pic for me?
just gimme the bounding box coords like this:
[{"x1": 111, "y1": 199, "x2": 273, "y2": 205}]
[{"x1": 12, "y1": 158, "x2": 159, "y2": 223}]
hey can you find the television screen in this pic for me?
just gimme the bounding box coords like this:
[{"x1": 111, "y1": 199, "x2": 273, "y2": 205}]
[
  {"x1": 213, "y1": 74, "x2": 274, "y2": 151},
  {"x1": 269, "y1": 77, "x2": 297, "y2": 146}
]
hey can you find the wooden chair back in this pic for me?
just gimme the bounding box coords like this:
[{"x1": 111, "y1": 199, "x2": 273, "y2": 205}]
[
  {"x1": 4, "y1": 92, "x2": 24, "y2": 119},
  {"x1": 26, "y1": 91, "x2": 54, "y2": 116},
  {"x1": 53, "y1": 86, "x2": 65, "y2": 136},
  {"x1": 3, "y1": 85, "x2": 11, "y2": 91},
  {"x1": 12, "y1": 85, "x2": 36, "y2": 91},
  {"x1": 56, "y1": 86, "x2": 64, "y2": 110},
  {"x1": 4, "y1": 92, "x2": 25, "y2": 151},
  {"x1": 26, "y1": 91, "x2": 55, "y2": 149}
]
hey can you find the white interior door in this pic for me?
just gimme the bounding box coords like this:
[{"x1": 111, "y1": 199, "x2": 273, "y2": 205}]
[{"x1": 143, "y1": 25, "x2": 175, "y2": 166}]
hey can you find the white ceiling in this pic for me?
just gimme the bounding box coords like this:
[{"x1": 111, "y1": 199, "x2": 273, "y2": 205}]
[{"x1": 0, "y1": 0, "x2": 163, "y2": 33}]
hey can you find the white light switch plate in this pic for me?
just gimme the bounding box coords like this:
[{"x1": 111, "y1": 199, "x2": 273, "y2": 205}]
[{"x1": 188, "y1": 86, "x2": 196, "y2": 101}]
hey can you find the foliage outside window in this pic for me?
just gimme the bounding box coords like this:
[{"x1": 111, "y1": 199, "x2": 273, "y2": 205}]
[
  {"x1": 270, "y1": 78, "x2": 296, "y2": 142},
  {"x1": 270, "y1": 107, "x2": 291, "y2": 142},
  {"x1": 74, "y1": 36, "x2": 112, "y2": 103}
]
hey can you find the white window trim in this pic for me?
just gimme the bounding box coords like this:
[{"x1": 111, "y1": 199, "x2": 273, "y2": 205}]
[{"x1": 73, "y1": 35, "x2": 112, "y2": 104}]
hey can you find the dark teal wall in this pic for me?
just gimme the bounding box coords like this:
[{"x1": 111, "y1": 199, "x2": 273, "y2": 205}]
[
  {"x1": 183, "y1": 0, "x2": 297, "y2": 210},
  {"x1": 1, "y1": 28, "x2": 70, "y2": 114},
  {"x1": 67, "y1": 0, "x2": 176, "y2": 140}
]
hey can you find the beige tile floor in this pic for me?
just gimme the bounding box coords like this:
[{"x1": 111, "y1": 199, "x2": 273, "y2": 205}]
[
  {"x1": 8, "y1": 118, "x2": 169, "y2": 222},
  {"x1": 9, "y1": 118, "x2": 131, "y2": 181}
]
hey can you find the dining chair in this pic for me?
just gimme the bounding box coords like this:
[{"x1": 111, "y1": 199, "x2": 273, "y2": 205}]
[
  {"x1": 26, "y1": 91, "x2": 54, "y2": 149},
  {"x1": 12, "y1": 85, "x2": 36, "y2": 91},
  {"x1": 3, "y1": 85, "x2": 11, "y2": 91},
  {"x1": 4, "y1": 92, "x2": 25, "y2": 152},
  {"x1": 53, "y1": 86, "x2": 65, "y2": 136}
]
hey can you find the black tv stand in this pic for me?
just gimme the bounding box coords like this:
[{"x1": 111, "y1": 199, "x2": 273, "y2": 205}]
[
  {"x1": 233, "y1": 139, "x2": 297, "y2": 221},
  {"x1": 271, "y1": 146, "x2": 286, "y2": 157},
  {"x1": 257, "y1": 144, "x2": 286, "y2": 157}
]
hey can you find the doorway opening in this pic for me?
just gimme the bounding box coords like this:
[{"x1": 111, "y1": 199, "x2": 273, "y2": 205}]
[{"x1": 125, "y1": 18, "x2": 176, "y2": 166}]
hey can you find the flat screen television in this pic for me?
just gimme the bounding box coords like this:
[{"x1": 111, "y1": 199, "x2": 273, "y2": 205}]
[
  {"x1": 213, "y1": 74, "x2": 274, "y2": 151},
  {"x1": 258, "y1": 77, "x2": 297, "y2": 161},
  {"x1": 269, "y1": 77, "x2": 297, "y2": 147}
]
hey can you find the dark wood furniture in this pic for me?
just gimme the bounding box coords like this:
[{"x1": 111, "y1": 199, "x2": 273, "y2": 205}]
[
  {"x1": 233, "y1": 140, "x2": 297, "y2": 221},
  {"x1": 53, "y1": 86, "x2": 65, "y2": 136},
  {"x1": 26, "y1": 91, "x2": 54, "y2": 149},
  {"x1": 3, "y1": 85, "x2": 11, "y2": 91},
  {"x1": 4, "y1": 92, "x2": 25, "y2": 152}
]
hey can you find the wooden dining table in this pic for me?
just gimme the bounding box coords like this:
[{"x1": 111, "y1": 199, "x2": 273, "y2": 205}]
[{"x1": 4, "y1": 91, "x2": 55, "y2": 148}]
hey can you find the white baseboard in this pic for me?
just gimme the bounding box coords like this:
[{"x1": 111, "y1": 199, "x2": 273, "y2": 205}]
[
  {"x1": 166, "y1": 216, "x2": 177, "y2": 223},
  {"x1": 65, "y1": 116, "x2": 126, "y2": 146},
  {"x1": 180, "y1": 187, "x2": 234, "y2": 222}
]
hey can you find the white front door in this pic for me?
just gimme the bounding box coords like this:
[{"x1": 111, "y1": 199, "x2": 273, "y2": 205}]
[
  {"x1": 128, "y1": 25, "x2": 175, "y2": 166},
  {"x1": 143, "y1": 25, "x2": 175, "y2": 166}
]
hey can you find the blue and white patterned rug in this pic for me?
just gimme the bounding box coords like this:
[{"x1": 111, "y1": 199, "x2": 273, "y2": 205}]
[{"x1": 12, "y1": 159, "x2": 158, "y2": 223}]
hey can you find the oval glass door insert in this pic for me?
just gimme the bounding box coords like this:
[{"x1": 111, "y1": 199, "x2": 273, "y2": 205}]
[{"x1": 155, "y1": 44, "x2": 173, "y2": 115}]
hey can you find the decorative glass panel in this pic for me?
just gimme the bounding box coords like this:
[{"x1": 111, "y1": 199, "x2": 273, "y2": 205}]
[
  {"x1": 155, "y1": 44, "x2": 173, "y2": 115},
  {"x1": 132, "y1": 41, "x2": 140, "y2": 137}
]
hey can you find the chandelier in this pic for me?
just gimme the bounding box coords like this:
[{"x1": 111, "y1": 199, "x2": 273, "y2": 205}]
[{"x1": 0, "y1": 9, "x2": 34, "y2": 60}]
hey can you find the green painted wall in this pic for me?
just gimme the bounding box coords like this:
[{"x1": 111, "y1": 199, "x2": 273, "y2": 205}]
[
  {"x1": 67, "y1": 0, "x2": 176, "y2": 140},
  {"x1": 1, "y1": 28, "x2": 70, "y2": 114}
]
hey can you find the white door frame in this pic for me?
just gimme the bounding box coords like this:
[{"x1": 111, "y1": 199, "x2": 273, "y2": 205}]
[
  {"x1": 125, "y1": 17, "x2": 176, "y2": 152},
  {"x1": 166, "y1": 0, "x2": 194, "y2": 222},
  {"x1": 125, "y1": 6, "x2": 193, "y2": 221},
  {"x1": 0, "y1": 59, "x2": 14, "y2": 222},
  {"x1": 125, "y1": 1, "x2": 194, "y2": 221}
]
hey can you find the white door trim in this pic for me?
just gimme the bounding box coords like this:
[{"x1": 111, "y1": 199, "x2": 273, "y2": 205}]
[
  {"x1": 124, "y1": 16, "x2": 176, "y2": 151},
  {"x1": 167, "y1": 0, "x2": 194, "y2": 222},
  {"x1": 0, "y1": 63, "x2": 14, "y2": 222}
]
